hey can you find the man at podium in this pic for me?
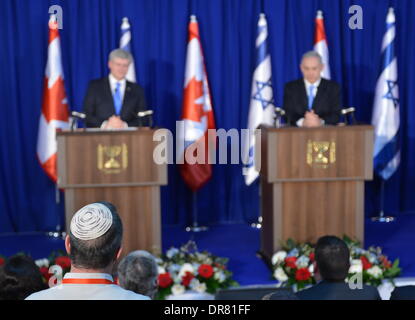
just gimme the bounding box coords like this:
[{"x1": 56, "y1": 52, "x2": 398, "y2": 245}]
[
  {"x1": 83, "y1": 49, "x2": 147, "y2": 129},
  {"x1": 283, "y1": 51, "x2": 341, "y2": 127}
]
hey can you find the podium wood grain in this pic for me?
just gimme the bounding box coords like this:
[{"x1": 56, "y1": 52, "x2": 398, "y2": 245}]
[
  {"x1": 260, "y1": 126, "x2": 373, "y2": 258},
  {"x1": 57, "y1": 128, "x2": 167, "y2": 256}
]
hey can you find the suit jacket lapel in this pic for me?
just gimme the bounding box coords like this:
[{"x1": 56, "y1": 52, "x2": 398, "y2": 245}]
[
  {"x1": 312, "y1": 79, "x2": 327, "y2": 111},
  {"x1": 122, "y1": 82, "x2": 133, "y2": 117},
  {"x1": 104, "y1": 77, "x2": 116, "y2": 114},
  {"x1": 298, "y1": 80, "x2": 308, "y2": 112}
]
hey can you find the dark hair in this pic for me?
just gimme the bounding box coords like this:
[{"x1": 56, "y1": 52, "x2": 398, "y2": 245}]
[
  {"x1": 315, "y1": 236, "x2": 350, "y2": 281},
  {"x1": 69, "y1": 201, "x2": 123, "y2": 269},
  {"x1": 0, "y1": 255, "x2": 47, "y2": 300},
  {"x1": 117, "y1": 250, "x2": 158, "y2": 298}
]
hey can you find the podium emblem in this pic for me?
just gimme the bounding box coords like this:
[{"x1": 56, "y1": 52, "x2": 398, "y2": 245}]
[
  {"x1": 97, "y1": 143, "x2": 128, "y2": 174},
  {"x1": 307, "y1": 140, "x2": 336, "y2": 168}
]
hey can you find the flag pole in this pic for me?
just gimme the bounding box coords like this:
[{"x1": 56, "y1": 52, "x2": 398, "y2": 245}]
[
  {"x1": 251, "y1": 181, "x2": 262, "y2": 229},
  {"x1": 186, "y1": 191, "x2": 208, "y2": 232},
  {"x1": 371, "y1": 179, "x2": 395, "y2": 223}
]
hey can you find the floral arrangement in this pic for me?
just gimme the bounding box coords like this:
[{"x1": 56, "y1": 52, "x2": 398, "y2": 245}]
[
  {"x1": 0, "y1": 251, "x2": 71, "y2": 286},
  {"x1": 34, "y1": 251, "x2": 71, "y2": 285},
  {"x1": 271, "y1": 236, "x2": 401, "y2": 291},
  {"x1": 155, "y1": 241, "x2": 239, "y2": 300}
]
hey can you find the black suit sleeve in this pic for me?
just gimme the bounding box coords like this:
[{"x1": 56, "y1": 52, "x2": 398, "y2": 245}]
[
  {"x1": 125, "y1": 85, "x2": 147, "y2": 127},
  {"x1": 83, "y1": 81, "x2": 105, "y2": 128},
  {"x1": 323, "y1": 82, "x2": 342, "y2": 125},
  {"x1": 283, "y1": 83, "x2": 297, "y2": 126}
]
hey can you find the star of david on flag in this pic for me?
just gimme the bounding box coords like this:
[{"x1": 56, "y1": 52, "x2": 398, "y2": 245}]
[
  {"x1": 371, "y1": 8, "x2": 400, "y2": 180},
  {"x1": 242, "y1": 13, "x2": 275, "y2": 186}
]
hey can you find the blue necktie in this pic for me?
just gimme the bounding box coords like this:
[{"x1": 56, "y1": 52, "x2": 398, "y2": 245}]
[
  {"x1": 308, "y1": 84, "x2": 315, "y2": 110},
  {"x1": 113, "y1": 82, "x2": 122, "y2": 115}
]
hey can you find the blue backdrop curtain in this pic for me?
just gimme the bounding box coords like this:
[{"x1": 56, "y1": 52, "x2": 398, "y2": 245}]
[{"x1": 0, "y1": 0, "x2": 414, "y2": 232}]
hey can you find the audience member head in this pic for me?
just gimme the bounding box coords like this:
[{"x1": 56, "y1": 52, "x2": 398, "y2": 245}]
[
  {"x1": 300, "y1": 50, "x2": 324, "y2": 84},
  {"x1": 66, "y1": 201, "x2": 123, "y2": 272},
  {"x1": 108, "y1": 48, "x2": 132, "y2": 80},
  {"x1": 117, "y1": 250, "x2": 158, "y2": 299},
  {"x1": 315, "y1": 235, "x2": 350, "y2": 282},
  {"x1": 0, "y1": 255, "x2": 47, "y2": 300}
]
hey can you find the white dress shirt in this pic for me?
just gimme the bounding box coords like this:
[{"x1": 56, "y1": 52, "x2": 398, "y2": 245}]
[
  {"x1": 296, "y1": 78, "x2": 323, "y2": 127},
  {"x1": 101, "y1": 74, "x2": 128, "y2": 129},
  {"x1": 25, "y1": 273, "x2": 150, "y2": 300},
  {"x1": 108, "y1": 74, "x2": 127, "y2": 103}
]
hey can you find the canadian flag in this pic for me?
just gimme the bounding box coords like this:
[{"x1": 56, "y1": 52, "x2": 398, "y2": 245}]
[
  {"x1": 178, "y1": 15, "x2": 216, "y2": 192},
  {"x1": 36, "y1": 15, "x2": 69, "y2": 182},
  {"x1": 314, "y1": 10, "x2": 331, "y2": 79}
]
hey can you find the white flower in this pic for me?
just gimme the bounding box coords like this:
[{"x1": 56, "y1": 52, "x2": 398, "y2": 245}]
[
  {"x1": 178, "y1": 263, "x2": 194, "y2": 278},
  {"x1": 367, "y1": 266, "x2": 383, "y2": 278},
  {"x1": 288, "y1": 248, "x2": 299, "y2": 257},
  {"x1": 192, "y1": 263, "x2": 201, "y2": 274},
  {"x1": 308, "y1": 264, "x2": 314, "y2": 274},
  {"x1": 271, "y1": 251, "x2": 287, "y2": 266},
  {"x1": 171, "y1": 284, "x2": 186, "y2": 295},
  {"x1": 167, "y1": 263, "x2": 181, "y2": 275},
  {"x1": 349, "y1": 259, "x2": 363, "y2": 274},
  {"x1": 273, "y1": 267, "x2": 288, "y2": 282},
  {"x1": 166, "y1": 248, "x2": 180, "y2": 259},
  {"x1": 296, "y1": 255, "x2": 310, "y2": 268},
  {"x1": 214, "y1": 270, "x2": 226, "y2": 283},
  {"x1": 35, "y1": 258, "x2": 49, "y2": 268},
  {"x1": 158, "y1": 266, "x2": 167, "y2": 274},
  {"x1": 194, "y1": 281, "x2": 207, "y2": 293}
]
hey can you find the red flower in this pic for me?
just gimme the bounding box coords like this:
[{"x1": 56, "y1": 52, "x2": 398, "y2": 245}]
[
  {"x1": 380, "y1": 256, "x2": 392, "y2": 269},
  {"x1": 55, "y1": 256, "x2": 71, "y2": 270},
  {"x1": 309, "y1": 252, "x2": 315, "y2": 262},
  {"x1": 285, "y1": 257, "x2": 297, "y2": 269},
  {"x1": 198, "y1": 264, "x2": 214, "y2": 279},
  {"x1": 158, "y1": 273, "x2": 173, "y2": 288},
  {"x1": 39, "y1": 266, "x2": 52, "y2": 282},
  {"x1": 295, "y1": 268, "x2": 311, "y2": 281},
  {"x1": 360, "y1": 256, "x2": 372, "y2": 270},
  {"x1": 0, "y1": 257, "x2": 5, "y2": 266},
  {"x1": 182, "y1": 271, "x2": 195, "y2": 287}
]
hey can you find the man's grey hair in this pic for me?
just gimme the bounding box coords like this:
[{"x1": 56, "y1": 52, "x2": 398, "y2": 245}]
[
  {"x1": 117, "y1": 250, "x2": 158, "y2": 299},
  {"x1": 109, "y1": 48, "x2": 132, "y2": 63},
  {"x1": 301, "y1": 51, "x2": 323, "y2": 65}
]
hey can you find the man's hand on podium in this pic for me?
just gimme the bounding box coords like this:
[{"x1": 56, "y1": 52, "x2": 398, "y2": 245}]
[
  {"x1": 104, "y1": 115, "x2": 127, "y2": 129},
  {"x1": 303, "y1": 110, "x2": 323, "y2": 128}
]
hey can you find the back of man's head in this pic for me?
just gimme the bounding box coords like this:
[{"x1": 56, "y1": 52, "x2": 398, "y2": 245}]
[
  {"x1": 117, "y1": 250, "x2": 158, "y2": 298},
  {"x1": 315, "y1": 236, "x2": 350, "y2": 282},
  {"x1": 69, "y1": 202, "x2": 123, "y2": 270}
]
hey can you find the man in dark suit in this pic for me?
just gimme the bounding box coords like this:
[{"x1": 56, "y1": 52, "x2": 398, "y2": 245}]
[
  {"x1": 296, "y1": 236, "x2": 381, "y2": 300},
  {"x1": 283, "y1": 51, "x2": 341, "y2": 127},
  {"x1": 83, "y1": 49, "x2": 146, "y2": 128}
]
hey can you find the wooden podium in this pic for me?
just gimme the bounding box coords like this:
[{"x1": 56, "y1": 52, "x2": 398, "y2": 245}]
[
  {"x1": 259, "y1": 125, "x2": 373, "y2": 258},
  {"x1": 57, "y1": 128, "x2": 167, "y2": 255}
]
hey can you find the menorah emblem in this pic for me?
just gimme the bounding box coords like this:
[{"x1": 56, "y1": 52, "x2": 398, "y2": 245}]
[
  {"x1": 97, "y1": 144, "x2": 128, "y2": 174},
  {"x1": 307, "y1": 140, "x2": 336, "y2": 168}
]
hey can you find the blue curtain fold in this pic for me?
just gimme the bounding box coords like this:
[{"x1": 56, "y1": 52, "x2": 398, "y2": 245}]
[{"x1": 0, "y1": 0, "x2": 414, "y2": 232}]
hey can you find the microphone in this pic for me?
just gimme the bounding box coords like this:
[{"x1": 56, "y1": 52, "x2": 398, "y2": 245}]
[
  {"x1": 136, "y1": 109, "x2": 154, "y2": 128},
  {"x1": 274, "y1": 107, "x2": 286, "y2": 128},
  {"x1": 341, "y1": 107, "x2": 356, "y2": 125},
  {"x1": 70, "y1": 111, "x2": 86, "y2": 131},
  {"x1": 71, "y1": 111, "x2": 86, "y2": 119}
]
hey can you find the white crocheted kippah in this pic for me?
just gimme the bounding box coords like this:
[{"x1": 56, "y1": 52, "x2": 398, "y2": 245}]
[{"x1": 70, "y1": 203, "x2": 113, "y2": 240}]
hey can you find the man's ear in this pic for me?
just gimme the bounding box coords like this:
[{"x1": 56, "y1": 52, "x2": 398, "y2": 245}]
[
  {"x1": 115, "y1": 247, "x2": 123, "y2": 261},
  {"x1": 65, "y1": 235, "x2": 71, "y2": 255}
]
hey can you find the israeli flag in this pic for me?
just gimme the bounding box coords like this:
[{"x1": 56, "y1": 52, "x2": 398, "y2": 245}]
[
  {"x1": 243, "y1": 13, "x2": 275, "y2": 186},
  {"x1": 371, "y1": 8, "x2": 400, "y2": 180},
  {"x1": 120, "y1": 17, "x2": 136, "y2": 82}
]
